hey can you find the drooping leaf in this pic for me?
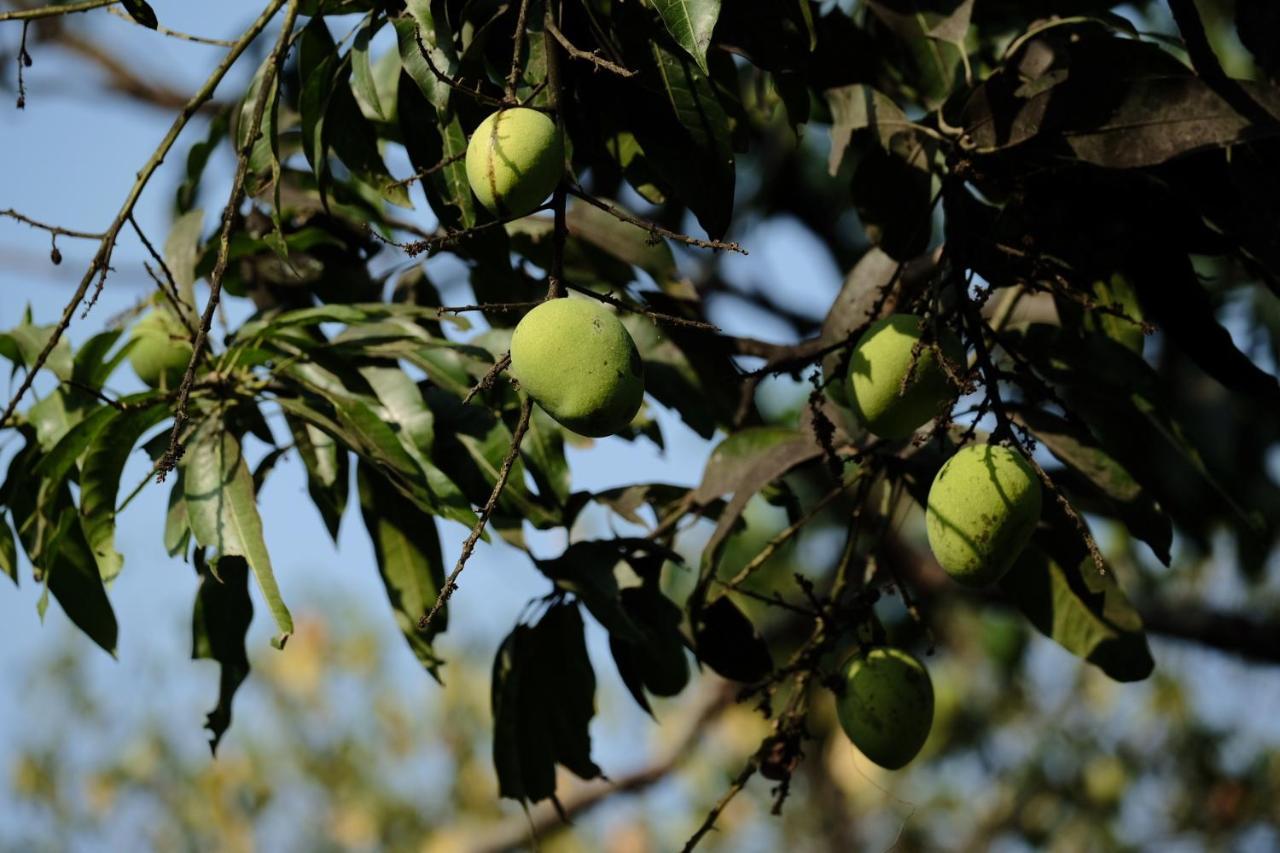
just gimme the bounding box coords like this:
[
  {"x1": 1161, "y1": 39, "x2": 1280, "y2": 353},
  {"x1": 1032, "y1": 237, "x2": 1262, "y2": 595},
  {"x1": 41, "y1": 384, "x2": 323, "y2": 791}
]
[
  {"x1": 192, "y1": 551, "x2": 253, "y2": 754},
  {"x1": 357, "y1": 462, "x2": 447, "y2": 676},
  {"x1": 285, "y1": 414, "x2": 349, "y2": 541},
  {"x1": 490, "y1": 602, "x2": 602, "y2": 803},
  {"x1": 693, "y1": 595, "x2": 773, "y2": 682},
  {"x1": 79, "y1": 403, "x2": 169, "y2": 581},
  {"x1": 182, "y1": 419, "x2": 293, "y2": 647},
  {"x1": 120, "y1": 0, "x2": 158, "y2": 29},
  {"x1": 1017, "y1": 408, "x2": 1172, "y2": 566},
  {"x1": 1001, "y1": 519, "x2": 1154, "y2": 682}
]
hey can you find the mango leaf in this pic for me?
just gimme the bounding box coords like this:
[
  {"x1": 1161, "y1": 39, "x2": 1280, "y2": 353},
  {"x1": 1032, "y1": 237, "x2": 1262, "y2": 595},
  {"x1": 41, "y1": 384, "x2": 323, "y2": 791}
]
[
  {"x1": 192, "y1": 551, "x2": 253, "y2": 754},
  {"x1": 182, "y1": 419, "x2": 293, "y2": 647},
  {"x1": 0, "y1": 316, "x2": 73, "y2": 381},
  {"x1": 651, "y1": 0, "x2": 722, "y2": 72},
  {"x1": 70, "y1": 330, "x2": 128, "y2": 391},
  {"x1": 285, "y1": 415, "x2": 348, "y2": 541},
  {"x1": 491, "y1": 603, "x2": 601, "y2": 803},
  {"x1": 693, "y1": 595, "x2": 773, "y2": 682},
  {"x1": 522, "y1": 406, "x2": 570, "y2": 509},
  {"x1": 0, "y1": 516, "x2": 16, "y2": 584},
  {"x1": 10, "y1": 459, "x2": 118, "y2": 655},
  {"x1": 165, "y1": 473, "x2": 192, "y2": 558},
  {"x1": 1001, "y1": 519, "x2": 1154, "y2": 682},
  {"x1": 120, "y1": 0, "x2": 158, "y2": 29},
  {"x1": 79, "y1": 403, "x2": 169, "y2": 581},
  {"x1": 1016, "y1": 408, "x2": 1172, "y2": 566},
  {"x1": 964, "y1": 32, "x2": 1280, "y2": 168},
  {"x1": 351, "y1": 17, "x2": 389, "y2": 122},
  {"x1": 609, "y1": 585, "x2": 689, "y2": 714},
  {"x1": 357, "y1": 462, "x2": 447, "y2": 677},
  {"x1": 400, "y1": 0, "x2": 462, "y2": 111},
  {"x1": 396, "y1": 67, "x2": 479, "y2": 230},
  {"x1": 1237, "y1": 0, "x2": 1280, "y2": 80}
]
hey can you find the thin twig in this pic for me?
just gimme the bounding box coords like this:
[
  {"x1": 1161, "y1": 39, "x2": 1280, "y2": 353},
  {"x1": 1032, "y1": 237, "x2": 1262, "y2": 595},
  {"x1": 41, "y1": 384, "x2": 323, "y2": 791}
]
[
  {"x1": 16, "y1": 21, "x2": 31, "y2": 108},
  {"x1": 504, "y1": 0, "x2": 533, "y2": 101},
  {"x1": 157, "y1": 0, "x2": 299, "y2": 478},
  {"x1": 128, "y1": 214, "x2": 198, "y2": 337},
  {"x1": 419, "y1": 396, "x2": 534, "y2": 631},
  {"x1": 0, "y1": 0, "x2": 289, "y2": 431},
  {"x1": 413, "y1": 24, "x2": 506, "y2": 108},
  {"x1": 722, "y1": 484, "x2": 847, "y2": 591},
  {"x1": 1, "y1": 208, "x2": 104, "y2": 240},
  {"x1": 568, "y1": 185, "x2": 747, "y2": 254},
  {"x1": 545, "y1": 19, "x2": 636, "y2": 77},
  {"x1": 388, "y1": 150, "x2": 466, "y2": 188},
  {"x1": 461, "y1": 351, "x2": 512, "y2": 405},
  {"x1": 0, "y1": 0, "x2": 116, "y2": 22},
  {"x1": 562, "y1": 281, "x2": 720, "y2": 331},
  {"x1": 680, "y1": 758, "x2": 759, "y2": 852},
  {"x1": 105, "y1": 6, "x2": 237, "y2": 46}
]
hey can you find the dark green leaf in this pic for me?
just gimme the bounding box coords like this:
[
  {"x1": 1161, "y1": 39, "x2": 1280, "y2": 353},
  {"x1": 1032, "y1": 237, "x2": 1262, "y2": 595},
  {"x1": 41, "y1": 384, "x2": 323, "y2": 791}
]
[
  {"x1": 1017, "y1": 408, "x2": 1172, "y2": 566},
  {"x1": 358, "y1": 462, "x2": 447, "y2": 676},
  {"x1": 285, "y1": 414, "x2": 349, "y2": 541},
  {"x1": 693, "y1": 595, "x2": 772, "y2": 682},
  {"x1": 120, "y1": 0, "x2": 158, "y2": 29},
  {"x1": 1001, "y1": 524, "x2": 1154, "y2": 683},
  {"x1": 79, "y1": 403, "x2": 169, "y2": 581},
  {"x1": 192, "y1": 552, "x2": 253, "y2": 754}
]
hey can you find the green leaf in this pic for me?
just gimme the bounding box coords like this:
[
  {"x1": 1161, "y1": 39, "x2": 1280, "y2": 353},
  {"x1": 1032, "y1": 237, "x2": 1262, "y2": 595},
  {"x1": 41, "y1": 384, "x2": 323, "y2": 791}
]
[
  {"x1": 1001, "y1": 527, "x2": 1154, "y2": 683},
  {"x1": 351, "y1": 17, "x2": 389, "y2": 122},
  {"x1": 192, "y1": 551, "x2": 253, "y2": 754},
  {"x1": 399, "y1": 0, "x2": 462, "y2": 111},
  {"x1": 0, "y1": 316, "x2": 73, "y2": 381},
  {"x1": 285, "y1": 415, "x2": 348, "y2": 541},
  {"x1": 1016, "y1": 408, "x2": 1172, "y2": 566},
  {"x1": 357, "y1": 462, "x2": 447, "y2": 677},
  {"x1": 79, "y1": 403, "x2": 169, "y2": 581},
  {"x1": 651, "y1": 0, "x2": 723, "y2": 72},
  {"x1": 165, "y1": 473, "x2": 192, "y2": 558},
  {"x1": 0, "y1": 515, "x2": 18, "y2": 584},
  {"x1": 182, "y1": 419, "x2": 293, "y2": 647},
  {"x1": 396, "y1": 65, "x2": 478, "y2": 230},
  {"x1": 609, "y1": 586, "x2": 689, "y2": 713},
  {"x1": 71, "y1": 330, "x2": 127, "y2": 391},
  {"x1": 522, "y1": 407, "x2": 571, "y2": 509}
]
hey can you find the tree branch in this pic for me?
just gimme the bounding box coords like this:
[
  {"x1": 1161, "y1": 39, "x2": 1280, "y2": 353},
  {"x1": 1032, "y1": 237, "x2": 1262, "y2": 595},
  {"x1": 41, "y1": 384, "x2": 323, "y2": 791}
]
[
  {"x1": 156, "y1": 0, "x2": 298, "y2": 477},
  {"x1": 0, "y1": 0, "x2": 115, "y2": 22},
  {"x1": 1167, "y1": 0, "x2": 1280, "y2": 130},
  {"x1": 0, "y1": 0, "x2": 289, "y2": 430},
  {"x1": 545, "y1": 19, "x2": 636, "y2": 77},
  {"x1": 418, "y1": 396, "x2": 533, "y2": 631}
]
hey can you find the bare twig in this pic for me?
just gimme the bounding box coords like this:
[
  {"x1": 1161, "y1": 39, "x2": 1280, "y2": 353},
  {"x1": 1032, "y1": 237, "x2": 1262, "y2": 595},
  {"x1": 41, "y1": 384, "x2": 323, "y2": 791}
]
[
  {"x1": 722, "y1": 484, "x2": 847, "y2": 592},
  {"x1": 127, "y1": 214, "x2": 198, "y2": 337},
  {"x1": 504, "y1": 0, "x2": 533, "y2": 101},
  {"x1": 419, "y1": 396, "x2": 534, "y2": 631},
  {"x1": 0, "y1": 0, "x2": 289, "y2": 430},
  {"x1": 562, "y1": 281, "x2": 720, "y2": 331},
  {"x1": 1, "y1": 208, "x2": 104, "y2": 240},
  {"x1": 16, "y1": 21, "x2": 31, "y2": 108},
  {"x1": 545, "y1": 19, "x2": 636, "y2": 77},
  {"x1": 0, "y1": 0, "x2": 116, "y2": 22},
  {"x1": 461, "y1": 351, "x2": 512, "y2": 405},
  {"x1": 680, "y1": 758, "x2": 759, "y2": 852},
  {"x1": 568, "y1": 185, "x2": 747, "y2": 254},
  {"x1": 388, "y1": 150, "x2": 466, "y2": 188},
  {"x1": 105, "y1": 6, "x2": 237, "y2": 46},
  {"x1": 156, "y1": 0, "x2": 299, "y2": 477}
]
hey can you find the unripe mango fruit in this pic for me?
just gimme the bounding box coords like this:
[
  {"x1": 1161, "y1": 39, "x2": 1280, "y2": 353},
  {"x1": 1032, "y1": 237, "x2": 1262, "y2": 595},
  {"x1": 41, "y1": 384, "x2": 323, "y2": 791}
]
[
  {"x1": 847, "y1": 314, "x2": 965, "y2": 440},
  {"x1": 926, "y1": 443, "x2": 1042, "y2": 586},
  {"x1": 127, "y1": 309, "x2": 193, "y2": 390},
  {"x1": 509, "y1": 298, "x2": 644, "y2": 437},
  {"x1": 836, "y1": 647, "x2": 934, "y2": 770},
  {"x1": 465, "y1": 108, "x2": 563, "y2": 218}
]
